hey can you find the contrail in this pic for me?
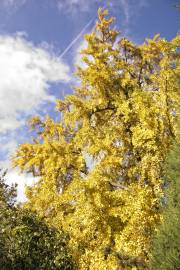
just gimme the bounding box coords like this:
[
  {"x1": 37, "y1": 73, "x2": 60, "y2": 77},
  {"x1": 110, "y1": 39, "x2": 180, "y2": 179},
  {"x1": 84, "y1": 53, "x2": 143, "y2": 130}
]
[
  {"x1": 59, "y1": 17, "x2": 95, "y2": 58},
  {"x1": 59, "y1": 4, "x2": 109, "y2": 59}
]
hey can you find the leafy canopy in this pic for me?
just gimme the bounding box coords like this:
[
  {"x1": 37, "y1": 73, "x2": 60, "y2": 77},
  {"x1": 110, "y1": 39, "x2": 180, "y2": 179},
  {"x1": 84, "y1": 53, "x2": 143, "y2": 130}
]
[
  {"x1": 0, "y1": 170, "x2": 75, "y2": 270},
  {"x1": 14, "y1": 8, "x2": 180, "y2": 270}
]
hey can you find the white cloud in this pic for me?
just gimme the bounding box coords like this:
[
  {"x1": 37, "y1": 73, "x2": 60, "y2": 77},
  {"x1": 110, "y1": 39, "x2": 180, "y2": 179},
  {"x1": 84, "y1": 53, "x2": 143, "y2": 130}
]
[
  {"x1": 56, "y1": 0, "x2": 102, "y2": 13},
  {"x1": 0, "y1": 138, "x2": 34, "y2": 202},
  {"x1": 115, "y1": 0, "x2": 148, "y2": 27},
  {"x1": 5, "y1": 169, "x2": 38, "y2": 202},
  {"x1": 0, "y1": 139, "x2": 17, "y2": 157},
  {"x1": 0, "y1": 33, "x2": 70, "y2": 200},
  {"x1": 118, "y1": 0, "x2": 130, "y2": 24},
  {"x1": 56, "y1": 0, "x2": 148, "y2": 19},
  {"x1": 0, "y1": 33, "x2": 70, "y2": 134},
  {"x1": 0, "y1": 0, "x2": 27, "y2": 14},
  {"x1": 1, "y1": 0, "x2": 27, "y2": 9}
]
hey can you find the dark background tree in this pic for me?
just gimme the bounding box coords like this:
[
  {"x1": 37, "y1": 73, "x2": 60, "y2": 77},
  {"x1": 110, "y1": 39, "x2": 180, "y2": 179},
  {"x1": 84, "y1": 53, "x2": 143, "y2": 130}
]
[
  {"x1": 149, "y1": 139, "x2": 180, "y2": 270},
  {"x1": 0, "y1": 169, "x2": 75, "y2": 270},
  {"x1": 0, "y1": 169, "x2": 17, "y2": 268}
]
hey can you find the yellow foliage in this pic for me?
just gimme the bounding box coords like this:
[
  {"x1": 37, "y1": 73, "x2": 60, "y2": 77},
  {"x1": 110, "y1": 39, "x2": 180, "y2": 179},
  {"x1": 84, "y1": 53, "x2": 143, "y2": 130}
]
[{"x1": 13, "y1": 8, "x2": 179, "y2": 270}]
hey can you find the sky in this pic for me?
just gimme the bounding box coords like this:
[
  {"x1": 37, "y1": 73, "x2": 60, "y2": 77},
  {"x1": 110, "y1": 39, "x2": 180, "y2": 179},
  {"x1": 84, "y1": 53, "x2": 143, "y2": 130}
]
[{"x1": 0, "y1": 0, "x2": 179, "y2": 201}]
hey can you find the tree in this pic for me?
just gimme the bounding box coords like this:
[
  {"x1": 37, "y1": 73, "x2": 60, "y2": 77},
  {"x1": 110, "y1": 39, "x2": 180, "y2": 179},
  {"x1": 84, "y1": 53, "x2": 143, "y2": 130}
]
[
  {"x1": 0, "y1": 169, "x2": 17, "y2": 267},
  {"x1": 149, "y1": 71, "x2": 180, "y2": 270},
  {"x1": 13, "y1": 8, "x2": 180, "y2": 270},
  {"x1": 6, "y1": 210, "x2": 75, "y2": 270},
  {"x1": 149, "y1": 139, "x2": 180, "y2": 270},
  {"x1": 0, "y1": 170, "x2": 75, "y2": 270}
]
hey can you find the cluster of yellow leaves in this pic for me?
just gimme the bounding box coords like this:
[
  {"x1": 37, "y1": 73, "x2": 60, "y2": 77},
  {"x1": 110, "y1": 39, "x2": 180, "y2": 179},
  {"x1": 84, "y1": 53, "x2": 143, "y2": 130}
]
[{"x1": 13, "y1": 8, "x2": 179, "y2": 270}]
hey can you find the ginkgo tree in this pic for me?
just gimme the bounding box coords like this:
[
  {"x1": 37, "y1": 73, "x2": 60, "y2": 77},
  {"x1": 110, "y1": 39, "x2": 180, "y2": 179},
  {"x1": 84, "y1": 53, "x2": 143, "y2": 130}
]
[{"x1": 14, "y1": 8, "x2": 180, "y2": 270}]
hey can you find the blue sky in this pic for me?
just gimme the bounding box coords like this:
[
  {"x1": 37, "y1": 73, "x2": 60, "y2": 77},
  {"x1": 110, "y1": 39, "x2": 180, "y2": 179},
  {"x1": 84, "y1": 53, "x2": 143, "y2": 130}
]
[{"x1": 0, "y1": 0, "x2": 179, "y2": 200}]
